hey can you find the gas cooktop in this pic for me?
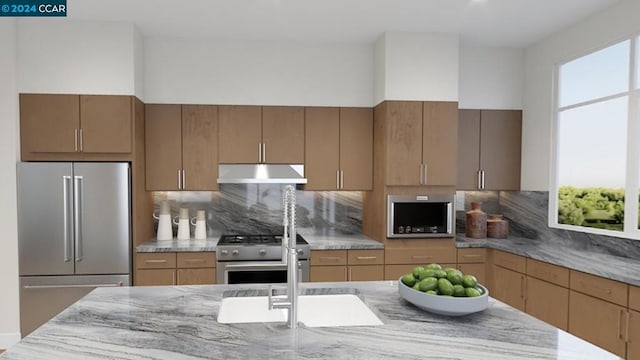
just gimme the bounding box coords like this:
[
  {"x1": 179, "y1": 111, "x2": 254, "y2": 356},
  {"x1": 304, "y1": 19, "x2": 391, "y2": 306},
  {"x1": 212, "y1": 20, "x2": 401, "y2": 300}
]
[{"x1": 217, "y1": 234, "x2": 308, "y2": 246}]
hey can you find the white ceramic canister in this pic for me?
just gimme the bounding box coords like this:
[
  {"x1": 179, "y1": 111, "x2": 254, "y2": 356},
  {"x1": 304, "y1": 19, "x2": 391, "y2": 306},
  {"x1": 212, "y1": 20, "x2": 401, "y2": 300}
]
[
  {"x1": 154, "y1": 201, "x2": 173, "y2": 240},
  {"x1": 174, "y1": 208, "x2": 191, "y2": 240},
  {"x1": 192, "y1": 210, "x2": 207, "y2": 240}
]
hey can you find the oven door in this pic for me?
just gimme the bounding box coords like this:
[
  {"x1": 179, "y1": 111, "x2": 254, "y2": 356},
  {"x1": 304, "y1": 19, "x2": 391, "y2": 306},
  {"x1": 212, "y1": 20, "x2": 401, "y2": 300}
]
[{"x1": 217, "y1": 260, "x2": 309, "y2": 284}]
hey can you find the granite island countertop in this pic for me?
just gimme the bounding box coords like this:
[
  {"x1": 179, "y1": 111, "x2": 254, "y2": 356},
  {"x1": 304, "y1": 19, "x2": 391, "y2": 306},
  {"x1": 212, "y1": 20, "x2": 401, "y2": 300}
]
[{"x1": 0, "y1": 281, "x2": 620, "y2": 360}]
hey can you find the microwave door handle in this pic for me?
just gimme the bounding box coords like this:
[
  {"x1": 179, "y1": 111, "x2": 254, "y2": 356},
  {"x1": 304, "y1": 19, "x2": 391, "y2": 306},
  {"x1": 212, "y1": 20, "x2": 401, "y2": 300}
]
[{"x1": 447, "y1": 202, "x2": 453, "y2": 234}]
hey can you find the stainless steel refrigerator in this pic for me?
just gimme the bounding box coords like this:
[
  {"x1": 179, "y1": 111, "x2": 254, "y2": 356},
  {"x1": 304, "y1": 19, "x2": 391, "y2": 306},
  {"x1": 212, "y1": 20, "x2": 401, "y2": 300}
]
[{"x1": 17, "y1": 162, "x2": 131, "y2": 336}]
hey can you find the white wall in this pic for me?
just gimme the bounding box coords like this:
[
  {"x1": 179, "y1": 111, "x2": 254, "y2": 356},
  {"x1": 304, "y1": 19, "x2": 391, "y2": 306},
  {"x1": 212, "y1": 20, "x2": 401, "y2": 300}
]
[
  {"x1": 144, "y1": 38, "x2": 374, "y2": 106},
  {"x1": 133, "y1": 26, "x2": 145, "y2": 100},
  {"x1": 17, "y1": 19, "x2": 138, "y2": 95},
  {"x1": 458, "y1": 44, "x2": 524, "y2": 110},
  {"x1": 0, "y1": 19, "x2": 22, "y2": 348},
  {"x1": 523, "y1": 0, "x2": 640, "y2": 191},
  {"x1": 375, "y1": 32, "x2": 459, "y2": 104}
]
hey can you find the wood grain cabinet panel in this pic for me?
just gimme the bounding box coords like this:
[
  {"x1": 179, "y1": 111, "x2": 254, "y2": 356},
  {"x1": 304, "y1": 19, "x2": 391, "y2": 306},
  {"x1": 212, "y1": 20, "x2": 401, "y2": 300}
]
[
  {"x1": 136, "y1": 253, "x2": 177, "y2": 269},
  {"x1": 630, "y1": 285, "x2": 640, "y2": 312},
  {"x1": 145, "y1": 104, "x2": 183, "y2": 190},
  {"x1": 493, "y1": 250, "x2": 526, "y2": 273},
  {"x1": 492, "y1": 265, "x2": 526, "y2": 311},
  {"x1": 304, "y1": 107, "x2": 340, "y2": 190},
  {"x1": 629, "y1": 309, "x2": 640, "y2": 360},
  {"x1": 348, "y1": 250, "x2": 384, "y2": 265},
  {"x1": 422, "y1": 101, "x2": 458, "y2": 185},
  {"x1": 526, "y1": 258, "x2": 569, "y2": 287},
  {"x1": 310, "y1": 266, "x2": 347, "y2": 282},
  {"x1": 348, "y1": 265, "x2": 384, "y2": 281},
  {"x1": 384, "y1": 264, "x2": 416, "y2": 281},
  {"x1": 135, "y1": 269, "x2": 176, "y2": 286},
  {"x1": 525, "y1": 277, "x2": 569, "y2": 330},
  {"x1": 569, "y1": 290, "x2": 627, "y2": 358},
  {"x1": 384, "y1": 101, "x2": 423, "y2": 186},
  {"x1": 457, "y1": 263, "x2": 486, "y2": 286},
  {"x1": 457, "y1": 109, "x2": 522, "y2": 190},
  {"x1": 570, "y1": 270, "x2": 628, "y2": 307},
  {"x1": 262, "y1": 106, "x2": 304, "y2": 164},
  {"x1": 181, "y1": 105, "x2": 218, "y2": 190},
  {"x1": 218, "y1": 105, "x2": 262, "y2": 163},
  {"x1": 339, "y1": 107, "x2": 373, "y2": 190},
  {"x1": 80, "y1": 95, "x2": 132, "y2": 153},
  {"x1": 177, "y1": 252, "x2": 216, "y2": 268},
  {"x1": 457, "y1": 248, "x2": 486, "y2": 263},
  {"x1": 310, "y1": 250, "x2": 347, "y2": 266},
  {"x1": 177, "y1": 268, "x2": 216, "y2": 285},
  {"x1": 385, "y1": 247, "x2": 457, "y2": 265},
  {"x1": 20, "y1": 94, "x2": 80, "y2": 155}
]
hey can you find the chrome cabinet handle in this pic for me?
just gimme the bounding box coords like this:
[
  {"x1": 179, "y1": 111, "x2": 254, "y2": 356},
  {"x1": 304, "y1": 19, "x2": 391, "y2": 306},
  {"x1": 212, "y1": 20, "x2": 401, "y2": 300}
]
[
  {"x1": 79, "y1": 128, "x2": 84, "y2": 151},
  {"x1": 477, "y1": 170, "x2": 482, "y2": 190},
  {"x1": 74, "y1": 175, "x2": 83, "y2": 262},
  {"x1": 419, "y1": 164, "x2": 424, "y2": 184},
  {"x1": 258, "y1": 143, "x2": 262, "y2": 163},
  {"x1": 355, "y1": 256, "x2": 377, "y2": 260},
  {"x1": 177, "y1": 170, "x2": 182, "y2": 189},
  {"x1": 74, "y1": 129, "x2": 78, "y2": 152},
  {"x1": 24, "y1": 283, "x2": 124, "y2": 289},
  {"x1": 480, "y1": 170, "x2": 486, "y2": 189},
  {"x1": 340, "y1": 170, "x2": 344, "y2": 189},
  {"x1": 144, "y1": 259, "x2": 168, "y2": 264},
  {"x1": 182, "y1": 170, "x2": 186, "y2": 190},
  {"x1": 423, "y1": 164, "x2": 428, "y2": 185},
  {"x1": 336, "y1": 170, "x2": 340, "y2": 189},
  {"x1": 183, "y1": 259, "x2": 205, "y2": 263},
  {"x1": 262, "y1": 143, "x2": 266, "y2": 163}
]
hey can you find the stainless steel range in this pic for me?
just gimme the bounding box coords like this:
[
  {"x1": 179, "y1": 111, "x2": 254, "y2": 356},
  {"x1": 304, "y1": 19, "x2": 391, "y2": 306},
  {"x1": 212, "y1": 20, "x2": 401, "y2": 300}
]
[{"x1": 216, "y1": 234, "x2": 310, "y2": 284}]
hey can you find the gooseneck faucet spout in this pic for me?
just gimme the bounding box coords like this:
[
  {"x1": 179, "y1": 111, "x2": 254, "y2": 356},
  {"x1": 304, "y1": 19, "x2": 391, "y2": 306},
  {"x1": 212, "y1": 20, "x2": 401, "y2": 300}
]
[{"x1": 268, "y1": 185, "x2": 298, "y2": 328}]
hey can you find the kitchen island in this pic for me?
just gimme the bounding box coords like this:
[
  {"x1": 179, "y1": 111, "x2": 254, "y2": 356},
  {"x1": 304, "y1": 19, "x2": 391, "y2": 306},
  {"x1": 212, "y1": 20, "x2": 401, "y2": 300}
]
[{"x1": 0, "y1": 281, "x2": 619, "y2": 360}]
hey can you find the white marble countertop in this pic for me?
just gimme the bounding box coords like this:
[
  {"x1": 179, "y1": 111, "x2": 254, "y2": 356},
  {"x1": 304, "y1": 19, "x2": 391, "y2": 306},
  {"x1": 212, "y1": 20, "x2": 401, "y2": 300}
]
[{"x1": 0, "y1": 281, "x2": 620, "y2": 360}]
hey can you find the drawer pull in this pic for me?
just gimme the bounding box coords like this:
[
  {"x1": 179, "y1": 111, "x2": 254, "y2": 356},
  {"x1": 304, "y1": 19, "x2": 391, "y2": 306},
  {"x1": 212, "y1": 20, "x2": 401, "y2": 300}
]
[
  {"x1": 462, "y1": 254, "x2": 482, "y2": 259},
  {"x1": 355, "y1": 256, "x2": 377, "y2": 260},
  {"x1": 319, "y1": 257, "x2": 342, "y2": 262},
  {"x1": 618, "y1": 309, "x2": 625, "y2": 340},
  {"x1": 184, "y1": 259, "x2": 206, "y2": 263},
  {"x1": 411, "y1": 255, "x2": 433, "y2": 260},
  {"x1": 144, "y1": 259, "x2": 168, "y2": 264}
]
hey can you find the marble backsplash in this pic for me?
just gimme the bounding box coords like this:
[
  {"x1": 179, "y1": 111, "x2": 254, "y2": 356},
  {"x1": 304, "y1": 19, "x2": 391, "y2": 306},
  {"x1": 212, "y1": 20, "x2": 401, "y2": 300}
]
[
  {"x1": 152, "y1": 185, "x2": 363, "y2": 238},
  {"x1": 457, "y1": 190, "x2": 640, "y2": 259}
]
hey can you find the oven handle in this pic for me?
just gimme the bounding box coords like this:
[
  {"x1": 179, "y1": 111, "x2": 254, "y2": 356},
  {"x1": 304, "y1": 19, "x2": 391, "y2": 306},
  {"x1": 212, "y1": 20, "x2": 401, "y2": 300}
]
[{"x1": 222, "y1": 263, "x2": 289, "y2": 271}]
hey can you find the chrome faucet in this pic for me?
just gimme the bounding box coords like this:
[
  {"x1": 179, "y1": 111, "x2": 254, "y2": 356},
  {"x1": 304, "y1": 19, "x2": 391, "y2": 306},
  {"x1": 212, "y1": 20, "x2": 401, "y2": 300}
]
[{"x1": 268, "y1": 185, "x2": 298, "y2": 328}]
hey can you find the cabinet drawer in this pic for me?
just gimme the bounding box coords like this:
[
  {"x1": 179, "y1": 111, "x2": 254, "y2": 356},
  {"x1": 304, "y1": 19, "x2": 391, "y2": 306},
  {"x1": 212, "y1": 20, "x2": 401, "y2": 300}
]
[
  {"x1": 311, "y1": 250, "x2": 347, "y2": 266},
  {"x1": 493, "y1": 250, "x2": 525, "y2": 273},
  {"x1": 349, "y1": 265, "x2": 384, "y2": 281},
  {"x1": 457, "y1": 248, "x2": 486, "y2": 263},
  {"x1": 310, "y1": 266, "x2": 347, "y2": 282},
  {"x1": 136, "y1": 253, "x2": 176, "y2": 269},
  {"x1": 348, "y1": 250, "x2": 384, "y2": 265},
  {"x1": 177, "y1": 268, "x2": 216, "y2": 285},
  {"x1": 177, "y1": 252, "x2": 216, "y2": 268},
  {"x1": 526, "y1": 258, "x2": 569, "y2": 288},
  {"x1": 570, "y1": 270, "x2": 628, "y2": 307},
  {"x1": 135, "y1": 269, "x2": 175, "y2": 286},
  {"x1": 385, "y1": 247, "x2": 456, "y2": 265},
  {"x1": 630, "y1": 285, "x2": 640, "y2": 312}
]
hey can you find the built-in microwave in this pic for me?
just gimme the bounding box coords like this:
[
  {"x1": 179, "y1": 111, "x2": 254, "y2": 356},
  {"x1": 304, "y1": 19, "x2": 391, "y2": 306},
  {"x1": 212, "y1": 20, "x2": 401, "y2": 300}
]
[{"x1": 387, "y1": 194, "x2": 455, "y2": 238}]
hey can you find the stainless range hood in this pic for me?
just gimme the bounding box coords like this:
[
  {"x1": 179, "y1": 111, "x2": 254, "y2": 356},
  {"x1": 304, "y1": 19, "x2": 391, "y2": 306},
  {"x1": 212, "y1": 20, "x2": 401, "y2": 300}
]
[{"x1": 217, "y1": 164, "x2": 307, "y2": 184}]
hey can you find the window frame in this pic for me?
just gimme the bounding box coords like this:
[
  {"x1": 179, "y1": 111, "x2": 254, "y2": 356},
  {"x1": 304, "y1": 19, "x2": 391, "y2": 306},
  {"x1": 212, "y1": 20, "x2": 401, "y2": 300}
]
[{"x1": 549, "y1": 35, "x2": 640, "y2": 240}]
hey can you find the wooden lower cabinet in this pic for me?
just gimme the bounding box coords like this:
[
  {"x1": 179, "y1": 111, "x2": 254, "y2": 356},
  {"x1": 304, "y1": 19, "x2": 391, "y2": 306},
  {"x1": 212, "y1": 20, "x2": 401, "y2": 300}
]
[
  {"x1": 569, "y1": 290, "x2": 627, "y2": 358},
  {"x1": 135, "y1": 269, "x2": 175, "y2": 286},
  {"x1": 525, "y1": 277, "x2": 569, "y2": 331},
  {"x1": 457, "y1": 263, "x2": 486, "y2": 286},
  {"x1": 349, "y1": 265, "x2": 384, "y2": 281},
  {"x1": 135, "y1": 252, "x2": 216, "y2": 286},
  {"x1": 492, "y1": 265, "x2": 525, "y2": 311},
  {"x1": 310, "y1": 266, "x2": 347, "y2": 282},
  {"x1": 629, "y1": 309, "x2": 640, "y2": 360}
]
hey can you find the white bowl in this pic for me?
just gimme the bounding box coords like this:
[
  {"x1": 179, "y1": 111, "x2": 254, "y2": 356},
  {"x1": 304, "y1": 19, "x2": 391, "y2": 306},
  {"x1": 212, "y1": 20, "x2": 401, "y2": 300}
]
[{"x1": 398, "y1": 277, "x2": 489, "y2": 316}]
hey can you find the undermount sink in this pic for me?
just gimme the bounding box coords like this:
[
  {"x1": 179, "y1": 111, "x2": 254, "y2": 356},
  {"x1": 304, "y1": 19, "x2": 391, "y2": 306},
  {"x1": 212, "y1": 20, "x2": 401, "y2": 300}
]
[{"x1": 217, "y1": 294, "x2": 383, "y2": 327}]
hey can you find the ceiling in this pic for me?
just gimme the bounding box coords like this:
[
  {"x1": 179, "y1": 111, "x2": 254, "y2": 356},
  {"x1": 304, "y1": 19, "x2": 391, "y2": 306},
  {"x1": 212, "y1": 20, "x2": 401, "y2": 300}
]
[{"x1": 68, "y1": 0, "x2": 619, "y2": 48}]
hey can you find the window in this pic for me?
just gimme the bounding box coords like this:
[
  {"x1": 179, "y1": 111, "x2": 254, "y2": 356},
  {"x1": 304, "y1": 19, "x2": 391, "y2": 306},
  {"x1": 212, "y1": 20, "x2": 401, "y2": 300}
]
[{"x1": 551, "y1": 38, "x2": 640, "y2": 239}]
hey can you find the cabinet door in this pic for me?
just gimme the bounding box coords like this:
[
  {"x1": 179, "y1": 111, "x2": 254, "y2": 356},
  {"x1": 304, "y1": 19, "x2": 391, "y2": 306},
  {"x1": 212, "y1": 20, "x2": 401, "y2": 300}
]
[
  {"x1": 384, "y1": 101, "x2": 423, "y2": 186},
  {"x1": 310, "y1": 266, "x2": 347, "y2": 282},
  {"x1": 304, "y1": 107, "x2": 340, "y2": 190},
  {"x1": 457, "y1": 263, "x2": 486, "y2": 287},
  {"x1": 349, "y1": 265, "x2": 384, "y2": 281},
  {"x1": 492, "y1": 265, "x2": 525, "y2": 311},
  {"x1": 80, "y1": 95, "x2": 132, "y2": 153},
  {"x1": 457, "y1": 109, "x2": 481, "y2": 190},
  {"x1": 145, "y1": 104, "x2": 182, "y2": 190},
  {"x1": 569, "y1": 290, "x2": 627, "y2": 357},
  {"x1": 340, "y1": 107, "x2": 373, "y2": 190},
  {"x1": 480, "y1": 110, "x2": 522, "y2": 190},
  {"x1": 218, "y1": 105, "x2": 261, "y2": 163},
  {"x1": 384, "y1": 265, "x2": 415, "y2": 281},
  {"x1": 629, "y1": 309, "x2": 640, "y2": 360},
  {"x1": 525, "y1": 277, "x2": 569, "y2": 331},
  {"x1": 262, "y1": 106, "x2": 305, "y2": 163},
  {"x1": 20, "y1": 94, "x2": 79, "y2": 155},
  {"x1": 422, "y1": 101, "x2": 458, "y2": 186},
  {"x1": 182, "y1": 105, "x2": 218, "y2": 191},
  {"x1": 177, "y1": 268, "x2": 216, "y2": 285},
  {"x1": 135, "y1": 269, "x2": 175, "y2": 286}
]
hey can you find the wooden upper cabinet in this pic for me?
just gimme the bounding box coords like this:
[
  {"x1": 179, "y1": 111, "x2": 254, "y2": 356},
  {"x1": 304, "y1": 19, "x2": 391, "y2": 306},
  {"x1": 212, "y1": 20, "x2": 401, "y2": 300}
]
[
  {"x1": 20, "y1": 94, "x2": 133, "y2": 160},
  {"x1": 422, "y1": 101, "x2": 458, "y2": 186},
  {"x1": 20, "y1": 94, "x2": 79, "y2": 156},
  {"x1": 305, "y1": 107, "x2": 340, "y2": 190},
  {"x1": 145, "y1": 104, "x2": 182, "y2": 191},
  {"x1": 80, "y1": 95, "x2": 132, "y2": 153},
  {"x1": 182, "y1": 105, "x2": 218, "y2": 191},
  {"x1": 262, "y1": 106, "x2": 304, "y2": 164},
  {"x1": 339, "y1": 107, "x2": 373, "y2": 190},
  {"x1": 480, "y1": 110, "x2": 522, "y2": 190},
  {"x1": 457, "y1": 109, "x2": 522, "y2": 190},
  {"x1": 218, "y1": 105, "x2": 262, "y2": 163},
  {"x1": 385, "y1": 101, "x2": 423, "y2": 186},
  {"x1": 457, "y1": 109, "x2": 481, "y2": 190}
]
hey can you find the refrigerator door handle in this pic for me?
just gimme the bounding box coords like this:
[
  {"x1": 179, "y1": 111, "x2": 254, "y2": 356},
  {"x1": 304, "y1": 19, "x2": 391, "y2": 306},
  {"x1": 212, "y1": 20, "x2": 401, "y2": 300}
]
[
  {"x1": 74, "y1": 175, "x2": 84, "y2": 262},
  {"x1": 63, "y1": 176, "x2": 73, "y2": 263}
]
